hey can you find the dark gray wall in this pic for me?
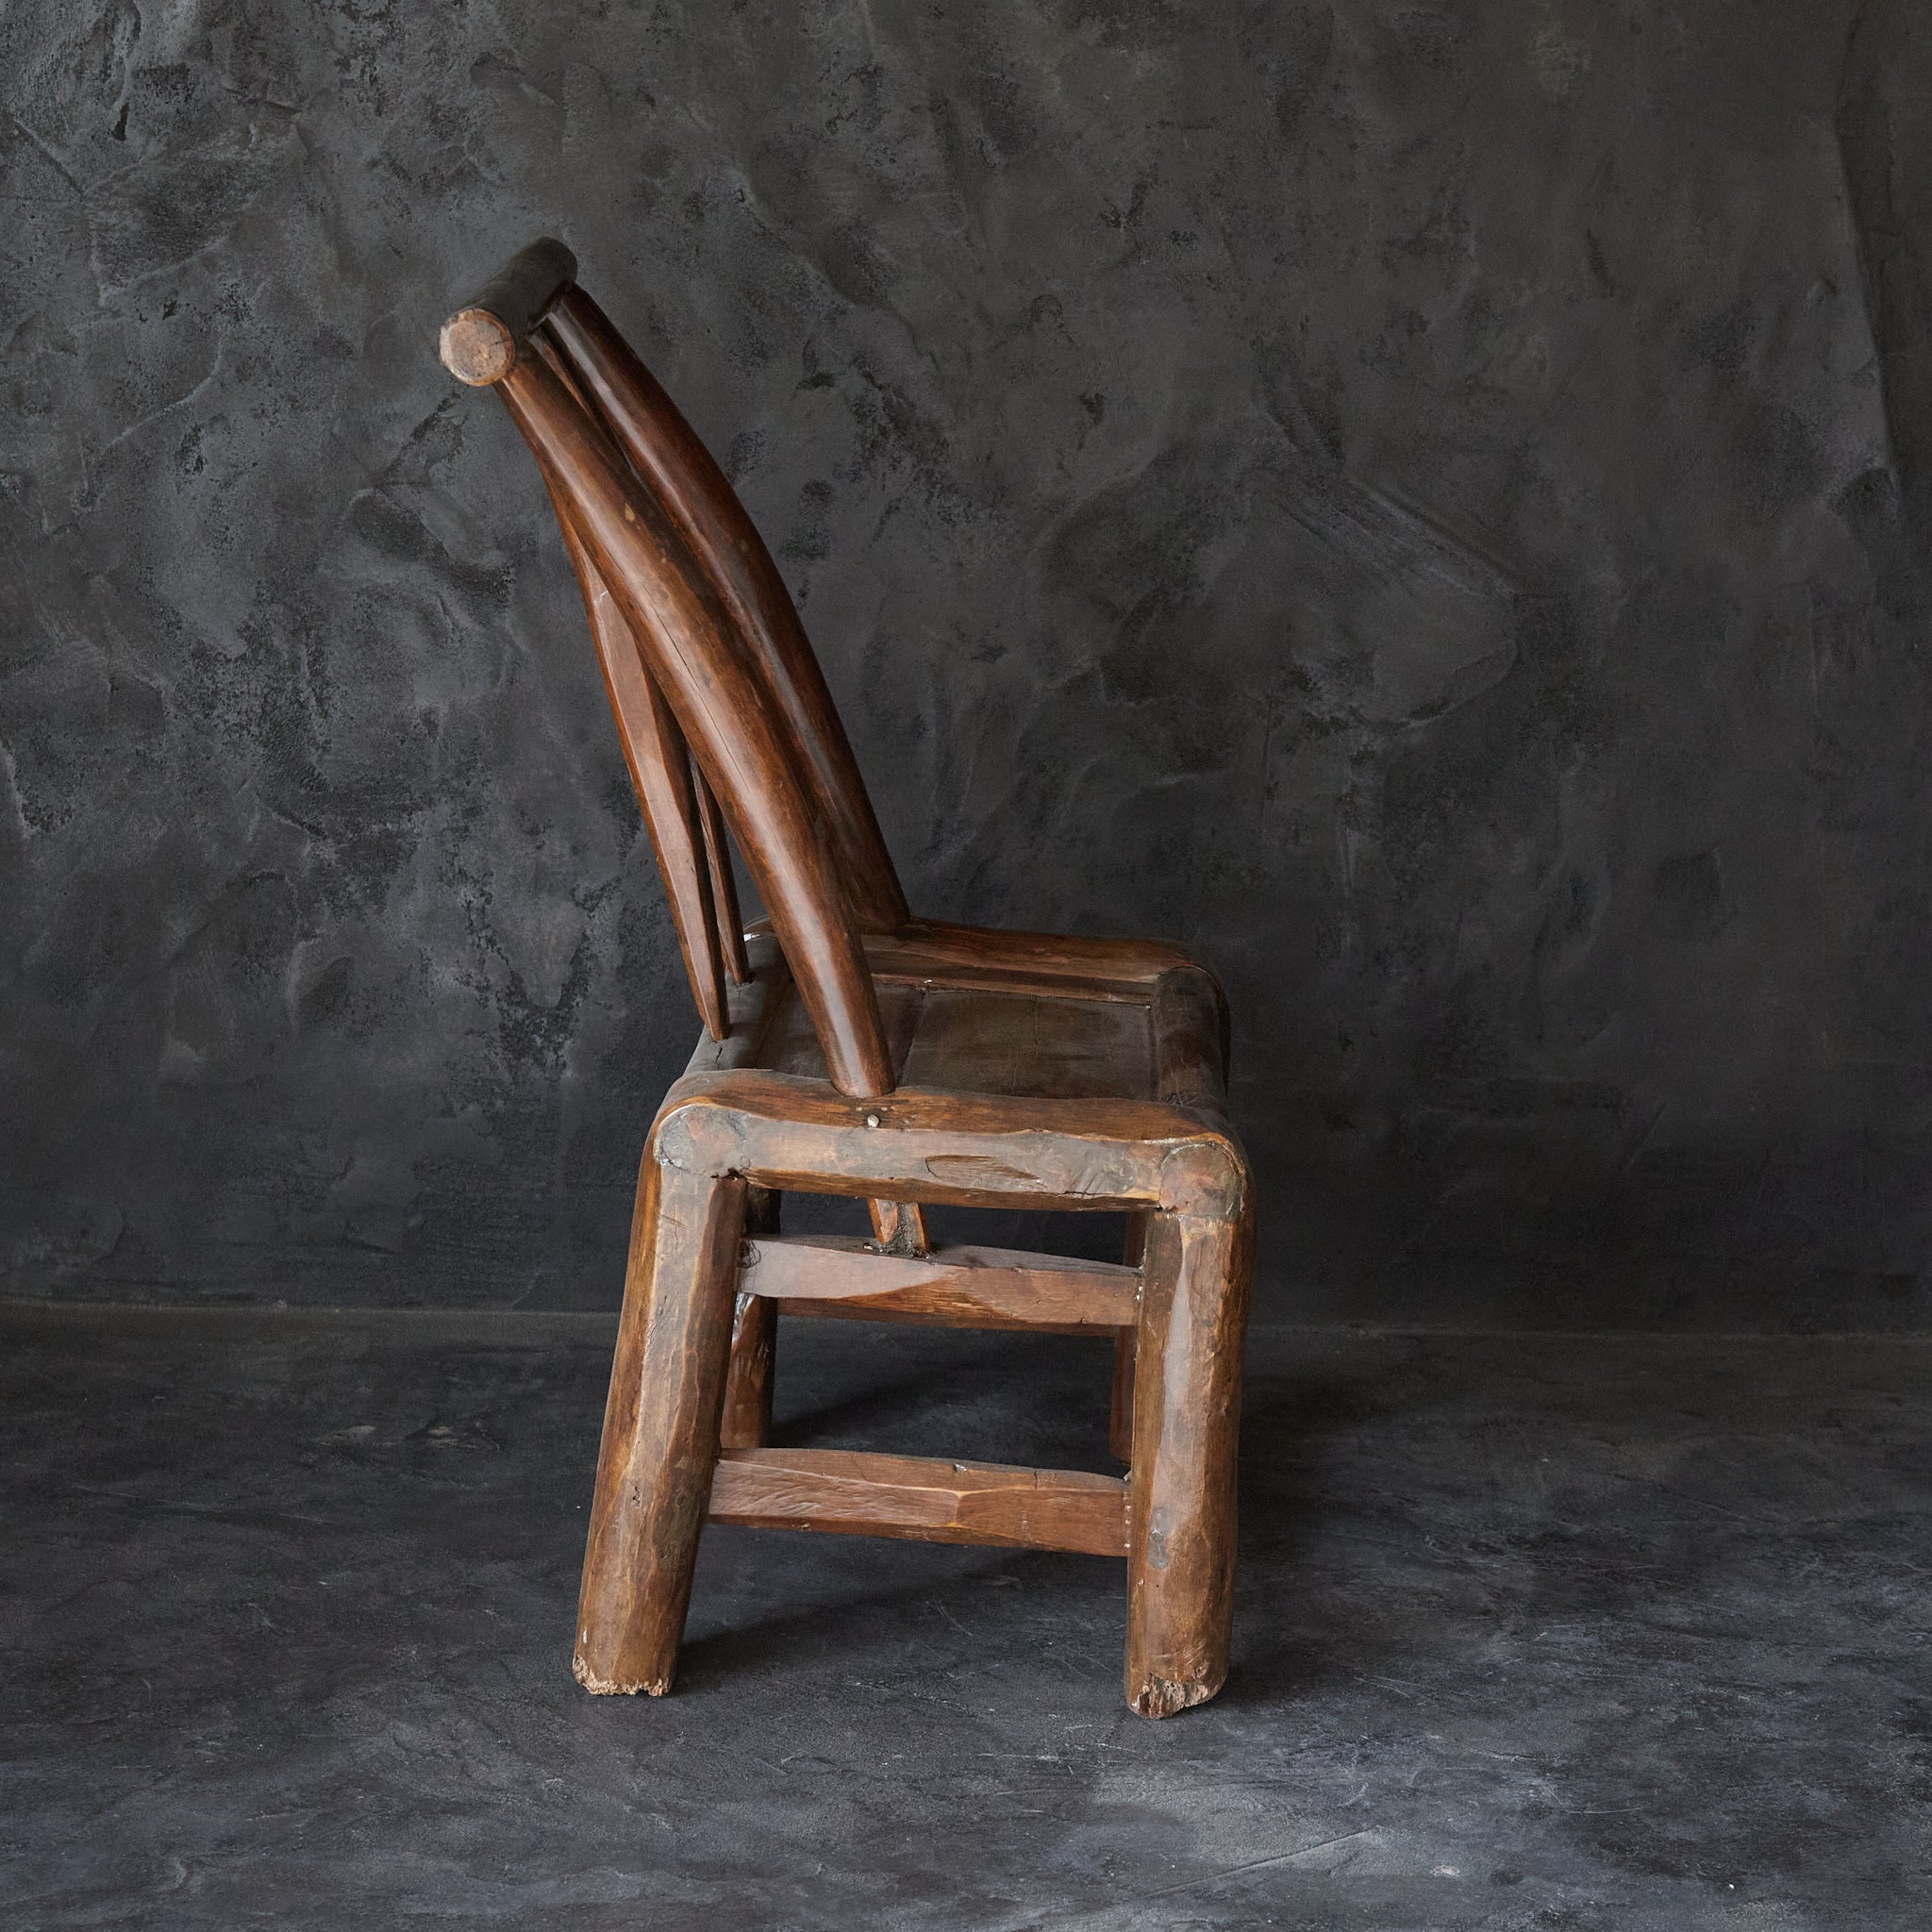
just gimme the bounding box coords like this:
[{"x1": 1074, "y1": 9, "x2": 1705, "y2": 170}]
[{"x1": 3, "y1": 1, "x2": 1928, "y2": 1325}]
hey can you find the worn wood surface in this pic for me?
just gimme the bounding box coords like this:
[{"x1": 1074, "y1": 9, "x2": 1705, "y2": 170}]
[
  {"x1": 653, "y1": 1068, "x2": 1243, "y2": 1215},
  {"x1": 1124, "y1": 1200, "x2": 1255, "y2": 1718},
  {"x1": 448, "y1": 242, "x2": 1254, "y2": 1718},
  {"x1": 495, "y1": 350, "x2": 895, "y2": 1097},
  {"x1": 865, "y1": 919, "x2": 1206, "y2": 992},
  {"x1": 743, "y1": 1234, "x2": 1140, "y2": 1333},
  {"x1": 1152, "y1": 965, "x2": 1230, "y2": 1112},
  {"x1": 574, "y1": 1162, "x2": 747, "y2": 1697},
  {"x1": 1110, "y1": 1328, "x2": 1139, "y2": 1462},
  {"x1": 708, "y1": 1448, "x2": 1130, "y2": 1556},
  {"x1": 897, "y1": 988, "x2": 1152, "y2": 1101},
  {"x1": 718, "y1": 1184, "x2": 781, "y2": 1452},
  {"x1": 546, "y1": 472, "x2": 729, "y2": 1037},
  {"x1": 692, "y1": 771, "x2": 751, "y2": 988},
  {"x1": 864, "y1": 1195, "x2": 930, "y2": 1255},
  {"x1": 1111, "y1": 1209, "x2": 1150, "y2": 1461},
  {"x1": 683, "y1": 937, "x2": 790, "y2": 1076},
  {"x1": 544, "y1": 288, "x2": 907, "y2": 932},
  {"x1": 439, "y1": 237, "x2": 576, "y2": 385},
  {"x1": 738, "y1": 941, "x2": 1219, "y2": 1113},
  {"x1": 718, "y1": 1291, "x2": 776, "y2": 1453}
]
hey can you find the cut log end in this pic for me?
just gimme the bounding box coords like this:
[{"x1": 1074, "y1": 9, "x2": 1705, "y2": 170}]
[
  {"x1": 573, "y1": 1652, "x2": 672, "y2": 1697},
  {"x1": 440, "y1": 308, "x2": 518, "y2": 385},
  {"x1": 1128, "y1": 1673, "x2": 1223, "y2": 1720}
]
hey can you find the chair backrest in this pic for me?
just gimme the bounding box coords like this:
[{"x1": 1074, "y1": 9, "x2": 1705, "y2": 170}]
[{"x1": 440, "y1": 240, "x2": 902, "y2": 1099}]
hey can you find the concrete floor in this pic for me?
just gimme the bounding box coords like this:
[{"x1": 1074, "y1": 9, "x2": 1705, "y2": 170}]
[{"x1": 3, "y1": 1303, "x2": 1926, "y2": 1929}]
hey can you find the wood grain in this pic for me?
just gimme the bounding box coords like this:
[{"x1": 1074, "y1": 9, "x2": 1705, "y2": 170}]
[
  {"x1": 544, "y1": 288, "x2": 907, "y2": 932},
  {"x1": 545, "y1": 468, "x2": 729, "y2": 1037},
  {"x1": 1152, "y1": 964, "x2": 1231, "y2": 1112},
  {"x1": 692, "y1": 767, "x2": 751, "y2": 987},
  {"x1": 439, "y1": 238, "x2": 576, "y2": 385},
  {"x1": 653, "y1": 1068, "x2": 1244, "y2": 1215},
  {"x1": 496, "y1": 351, "x2": 894, "y2": 1097},
  {"x1": 1111, "y1": 1209, "x2": 1150, "y2": 1460},
  {"x1": 866, "y1": 918, "x2": 1208, "y2": 991},
  {"x1": 1124, "y1": 1200, "x2": 1255, "y2": 1718},
  {"x1": 683, "y1": 937, "x2": 790, "y2": 1076},
  {"x1": 708, "y1": 1448, "x2": 1129, "y2": 1556},
  {"x1": 574, "y1": 1162, "x2": 747, "y2": 1697},
  {"x1": 718, "y1": 1183, "x2": 781, "y2": 1451},
  {"x1": 743, "y1": 1234, "x2": 1138, "y2": 1333},
  {"x1": 446, "y1": 243, "x2": 1254, "y2": 1718}
]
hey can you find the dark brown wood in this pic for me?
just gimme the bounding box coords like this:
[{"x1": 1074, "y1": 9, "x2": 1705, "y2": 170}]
[
  {"x1": 545, "y1": 471, "x2": 729, "y2": 1037},
  {"x1": 1153, "y1": 964, "x2": 1231, "y2": 1112},
  {"x1": 574, "y1": 1159, "x2": 747, "y2": 1696},
  {"x1": 1110, "y1": 1329, "x2": 1138, "y2": 1461},
  {"x1": 440, "y1": 238, "x2": 576, "y2": 386},
  {"x1": 495, "y1": 351, "x2": 894, "y2": 1098},
  {"x1": 543, "y1": 287, "x2": 908, "y2": 932},
  {"x1": 532, "y1": 328, "x2": 741, "y2": 1037},
  {"x1": 1112, "y1": 1209, "x2": 1150, "y2": 1460},
  {"x1": 708, "y1": 1448, "x2": 1129, "y2": 1556},
  {"x1": 867, "y1": 919, "x2": 1208, "y2": 993},
  {"x1": 719, "y1": 1184, "x2": 781, "y2": 1451},
  {"x1": 718, "y1": 1291, "x2": 776, "y2": 1452},
  {"x1": 683, "y1": 936, "x2": 790, "y2": 1076},
  {"x1": 1124, "y1": 1198, "x2": 1254, "y2": 1718},
  {"x1": 865, "y1": 1196, "x2": 929, "y2": 1254},
  {"x1": 743, "y1": 1234, "x2": 1139, "y2": 1333},
  {"x1": 444, "y1": 244, "x2": 1254, "y2": 1719},
  {"x1": 652, "y1": 1068, "x2": 1243, "y2": 1215},
  {"x1": 692, "y1": 767, "x2": 751, "y2": 986},
  {"x1": 895, "y1": 987, "x2": 1151, "y2": 1101}
]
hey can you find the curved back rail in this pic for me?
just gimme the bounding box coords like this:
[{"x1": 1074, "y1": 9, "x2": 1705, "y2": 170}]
[
  {"x1": 441, "y1": 240, "x2": 896, "y2": 1098},
  {"x1": 545, "y1": 287, "x2": 908, "y2": 934},
  {"x1": 544, "y1": 470, "x2": 731, "y2": 1038},
  {"x1": 535, "y1": 333, "x2": 747, "y2": 1030}
]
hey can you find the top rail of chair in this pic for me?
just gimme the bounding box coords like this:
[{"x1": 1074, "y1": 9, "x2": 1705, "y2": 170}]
[{"x1": 439, "y1": 238, "x2": 578, "y2": 386}]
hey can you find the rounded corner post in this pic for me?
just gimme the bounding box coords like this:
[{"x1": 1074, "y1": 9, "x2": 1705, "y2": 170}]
[
  {"x1": 1125, "y1": 1149, "x2": 1255, "y2": 1718},
  {"x1": 1157, "y1": 1128, "x2": 1249, "y2": 1223},
  {"x1": 649, "y1": 1090, "x2": 746, "y2": 1181},
  {"x1": 575, "y1": 1136, "x2": 750, "y2": 1697}
]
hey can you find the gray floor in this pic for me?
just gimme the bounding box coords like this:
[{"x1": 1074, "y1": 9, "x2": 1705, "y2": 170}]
[{"x1": 3, "y1": 1303, "x2": 1925, "y2": 1929}]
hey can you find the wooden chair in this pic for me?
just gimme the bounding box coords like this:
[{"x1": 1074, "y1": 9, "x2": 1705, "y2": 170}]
[{"x1": 438, "y1": 240, "x2": 1254, "y2": 1717}]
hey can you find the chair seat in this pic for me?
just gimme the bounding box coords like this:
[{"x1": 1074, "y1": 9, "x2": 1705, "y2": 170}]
[
  {"x1": 690, "y1": 922, "x2": 1231, "y2": 1121},
  {"x1": 763, "y1": 976, "x2": 1155, "y2": 1100}
]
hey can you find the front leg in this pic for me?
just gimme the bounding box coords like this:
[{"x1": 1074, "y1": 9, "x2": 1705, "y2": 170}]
[
  {"x1": 1124, "y1": 1197, "x2": 1253, "y2": 1717},
  {"x1": 1111, "y1": 1209, "x2": 1151, "y2": 1461},
  {"x1": 720, "y1": 1184, "x2": 781, "y2": 1450},
  {"x1": 575, "y1": 1157, "x2": 748, "y2": 1695}
]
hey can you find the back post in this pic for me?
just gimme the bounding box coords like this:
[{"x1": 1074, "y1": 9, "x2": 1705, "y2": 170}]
[
  {"x1": 440, "y1": 239, "x2": 926, "y2": 1257},
  {"x1": 438, "y1": 238, "x2": 895, "y2": 1100}
]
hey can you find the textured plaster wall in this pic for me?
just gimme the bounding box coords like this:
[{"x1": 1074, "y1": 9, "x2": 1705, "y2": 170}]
[{"x1": 2, "y1": 1, "x2": 1928, "y2": 1323}]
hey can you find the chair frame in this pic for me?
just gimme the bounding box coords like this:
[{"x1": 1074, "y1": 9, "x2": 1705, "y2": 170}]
[{"x1": 439, "y1": 240, "x2": 1253, "y2": 1717}]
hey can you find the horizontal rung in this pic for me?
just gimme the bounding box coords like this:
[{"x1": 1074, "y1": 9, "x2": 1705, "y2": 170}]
[
  {"x1": 707, "y1": 1447, "x2": 1129, "y2": 1556},
  {"x1": 742, "y1": 1235, "x2": 1138, "y2": 1334}
]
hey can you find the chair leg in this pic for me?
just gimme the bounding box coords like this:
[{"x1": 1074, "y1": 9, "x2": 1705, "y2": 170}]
[
  {"x1": 575, "y1": 1158, "x2": 748, "y2": 1696},
  {"x1": 1109, "y1": 1330, "x2": 1137, "y2": 1462},
  {"x1": 719, "y1": 1293, "x2": 777, "y2": 1450},
  {"x1": 1110, "y1": 1210, "x2": 1150, "y2": 1461},
  {"x1": 720, "y1": 1185, "x2": 780, "y2": 1450},
  {"x1": 1124, "y1": 1201, "x2": 1254, "y2": 1718}
]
